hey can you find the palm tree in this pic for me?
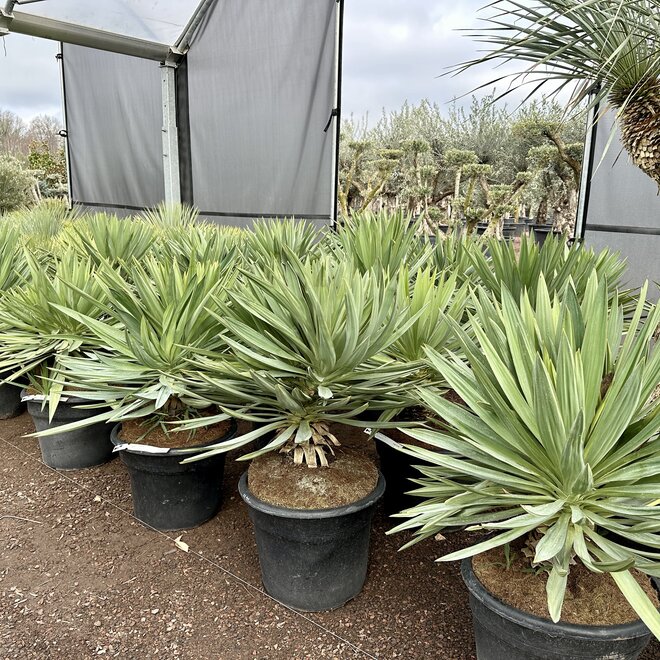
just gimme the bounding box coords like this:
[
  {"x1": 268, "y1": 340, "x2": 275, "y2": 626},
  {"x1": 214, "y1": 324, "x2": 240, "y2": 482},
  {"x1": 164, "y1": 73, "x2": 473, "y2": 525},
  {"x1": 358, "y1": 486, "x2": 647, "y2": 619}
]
[{"x1": 450, "y1": 0, "x2": 660, "y2": 189}]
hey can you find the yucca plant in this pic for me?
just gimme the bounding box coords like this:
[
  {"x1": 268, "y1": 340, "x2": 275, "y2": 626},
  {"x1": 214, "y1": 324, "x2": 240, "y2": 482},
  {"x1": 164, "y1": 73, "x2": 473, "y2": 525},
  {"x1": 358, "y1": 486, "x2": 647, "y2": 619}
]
[
  {"x1": 33, "y1": 254, "x2": 237, "y2": 437},
  {"x1": 430, "y1": 230, "x2": 483, "y2": 287},
  {"x1": 324, "y1": 210, "x2": 432, "y2": 277},
  {"x1": 385, "y1": 267, "x2": 469, "y2": 374},
  {"x1": 180, "y1": 255, "x2": 418, "y2": 467},
  {"x1": 10, "y1": 199, "x2": 78, "y2": 252},
  {"x1": 159, "y1": 221, "x2": 243, "y2": 268},
  {"x1": 140, "y1": 202, "x2": 200, "y2": 230},
  {"x1": 391, "y1": 274, "x2": 660, "y2": 634},
  {"x1": 242, "y1": 217, "x2": 321, "y2": 265},
  {"x1": 469, "y1": 233, "x2": 635, "y2": 310},
  {"x1": 0, "y1": 222, "x2": 28, "y2": 292},
  {"x1": 61, "y1": 212, "x2": 157, "y2": 267},
  {"x1": 451, "y1": 0, "x2": 660, "y2": 188},
  {"x1": 0, "y1": 250, "x2": 108, "y2": 418}
]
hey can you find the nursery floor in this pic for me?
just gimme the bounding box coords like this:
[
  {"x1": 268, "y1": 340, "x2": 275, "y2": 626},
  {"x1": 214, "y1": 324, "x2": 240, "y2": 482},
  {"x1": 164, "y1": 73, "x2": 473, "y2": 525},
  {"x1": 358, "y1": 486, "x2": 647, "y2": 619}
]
[{"x1": 1, "y1": 413, "x2": 659, "y2": 660}]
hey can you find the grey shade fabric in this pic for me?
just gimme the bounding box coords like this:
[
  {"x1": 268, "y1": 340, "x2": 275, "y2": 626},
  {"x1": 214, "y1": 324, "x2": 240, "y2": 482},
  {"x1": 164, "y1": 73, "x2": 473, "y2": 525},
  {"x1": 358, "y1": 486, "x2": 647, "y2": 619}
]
[
  {"x1": 582, "y1": 110, "x2": 660, "y2": 299},
  {"x1": 63, "y1": 44, "x2": 165, "y2": 211},
  {"x1": 187, "y1": 0, "x2": 337, "y2": 227}
]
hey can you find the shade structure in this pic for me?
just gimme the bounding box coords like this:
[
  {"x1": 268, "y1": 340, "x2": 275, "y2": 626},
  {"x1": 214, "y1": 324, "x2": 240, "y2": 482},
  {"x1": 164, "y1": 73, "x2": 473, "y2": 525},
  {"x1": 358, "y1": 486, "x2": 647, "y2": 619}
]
[
  {"x1": 577, "y1": 109, "x2": 660, "y2": 301},
  {"x1": 3, "y1": 0, "x2": 342, "y2": 227}
]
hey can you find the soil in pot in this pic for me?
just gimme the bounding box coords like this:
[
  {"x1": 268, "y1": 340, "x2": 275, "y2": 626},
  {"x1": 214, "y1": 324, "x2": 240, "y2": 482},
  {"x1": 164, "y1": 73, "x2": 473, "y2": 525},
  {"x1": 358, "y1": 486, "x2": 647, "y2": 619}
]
[
  {"x1": 240, "y1": 449, "x2": 384, "y2": 612},
  {"x1": 463, "y1": 545, "x2": 657, "y2": 660},
  {"x1": 26, "y1": 393, "x2": 114, "y2": 470},
  {"x1": 473, "y1": 545, "x2": 658, "y2": 626},
  {"x1": 113, "y1": 418, "x2": 236, "y2": 532},
  {"x1": 247, "y1": 448, "x2": 378, "y2": 510}
]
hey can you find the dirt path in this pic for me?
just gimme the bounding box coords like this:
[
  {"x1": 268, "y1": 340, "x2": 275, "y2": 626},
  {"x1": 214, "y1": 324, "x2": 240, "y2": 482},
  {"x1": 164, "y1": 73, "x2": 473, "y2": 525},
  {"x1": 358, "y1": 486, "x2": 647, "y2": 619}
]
[{"x1": 1, "y1": 413, "x2": 658, "y2": 659}]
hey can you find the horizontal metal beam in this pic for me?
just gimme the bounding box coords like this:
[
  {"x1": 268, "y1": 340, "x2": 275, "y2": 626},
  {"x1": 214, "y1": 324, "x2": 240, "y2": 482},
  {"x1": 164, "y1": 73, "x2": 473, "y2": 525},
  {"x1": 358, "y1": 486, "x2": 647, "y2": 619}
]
[{"x1": 1, "y1": 10, "x2": 179, "y2": 61}]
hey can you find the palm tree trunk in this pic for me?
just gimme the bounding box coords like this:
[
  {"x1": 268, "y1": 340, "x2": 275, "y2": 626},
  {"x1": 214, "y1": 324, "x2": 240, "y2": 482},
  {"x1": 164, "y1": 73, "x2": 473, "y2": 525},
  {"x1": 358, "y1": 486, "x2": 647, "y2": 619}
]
[{"x1": 617, "y1": 95, "x2": 660, "y2": 190}]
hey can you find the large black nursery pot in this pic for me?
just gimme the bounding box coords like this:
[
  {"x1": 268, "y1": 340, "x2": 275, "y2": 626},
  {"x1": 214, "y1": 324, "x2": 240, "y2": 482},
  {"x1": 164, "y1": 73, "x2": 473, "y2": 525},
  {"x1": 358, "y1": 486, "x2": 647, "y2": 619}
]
[
  {"x1": 111, "y1": 421, "x2": 237, "y2": 532},
  {"x1": 0, "y1": 381, "x2": 24, "y2": 419},
  {"x1": 461, "y1": 559, "x2": 652, "y2": 660},
  {"x1": 25, "y1": 391, "x2": 114, "y2": 470},
  {"x1": 238, "y1": 471, "x2": 385, "y2": 612},
  {"x1": 376, "y1": 434, "x2": 426, "y2": 515}
]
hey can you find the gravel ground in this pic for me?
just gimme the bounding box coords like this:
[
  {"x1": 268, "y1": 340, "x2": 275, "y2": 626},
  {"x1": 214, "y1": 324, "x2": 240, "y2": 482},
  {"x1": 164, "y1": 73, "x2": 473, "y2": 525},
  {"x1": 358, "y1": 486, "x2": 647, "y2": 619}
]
[{"x1": 1, "y1": 412, "x2": 659, "y2": 660}]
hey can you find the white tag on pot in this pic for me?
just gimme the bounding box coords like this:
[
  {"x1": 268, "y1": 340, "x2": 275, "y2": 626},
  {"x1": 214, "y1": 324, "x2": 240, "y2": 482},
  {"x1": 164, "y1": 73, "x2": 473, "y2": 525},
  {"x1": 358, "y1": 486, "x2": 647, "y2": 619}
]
[
  {"x1": 21, "y1": 393, "x2": 72, "y2": 403},
  {"x1": 112, "y1": 443, "x2": 171, "y2": 454}
]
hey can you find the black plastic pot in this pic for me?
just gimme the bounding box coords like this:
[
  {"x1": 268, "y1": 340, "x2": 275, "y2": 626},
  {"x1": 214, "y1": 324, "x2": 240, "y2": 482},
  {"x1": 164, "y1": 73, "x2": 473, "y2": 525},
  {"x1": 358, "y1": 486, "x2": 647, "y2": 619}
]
[
  {"x1": 111, "y1": 421, "x2": 237, "y2": 531},
  {"x1": 376, "y1": 436, "x2": 425, "y2": 515},
  {"x1": 461, "y1": 559, "x2": 652, "y2": 659},
  {"x1": 26, "y1": 392, "x2": 114, "y2": 470},
  {"x1": 239, "y1": 471, "x2": 385, "y2": 612},
  {"x1": 0, "y1": 382, "x2": 24, "y2": 419}
]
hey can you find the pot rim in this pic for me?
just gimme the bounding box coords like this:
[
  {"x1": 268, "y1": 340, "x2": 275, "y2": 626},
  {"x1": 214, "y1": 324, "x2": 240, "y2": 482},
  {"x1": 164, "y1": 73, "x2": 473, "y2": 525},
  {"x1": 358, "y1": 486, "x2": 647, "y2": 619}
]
[
  {"x1": 110, "y1": 419, "x2": 238, "y2": 456},
  {"x1": 461, "y1": 557, "x2": 651, "y2": 640},
  {"x1": 21, "y1": 388, "x2": 100, "y2": 407},
  {"x1": 238, "y1": 470, "x2": 385, "y2": 520}
]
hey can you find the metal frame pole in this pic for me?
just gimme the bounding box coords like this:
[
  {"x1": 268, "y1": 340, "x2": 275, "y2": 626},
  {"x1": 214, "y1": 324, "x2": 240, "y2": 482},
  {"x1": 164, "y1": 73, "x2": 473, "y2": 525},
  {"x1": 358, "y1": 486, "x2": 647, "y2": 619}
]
[
  {"x1": 331, "y1": 0, "x2": 345, "y2": 228},
  {"x1": 160, "y1": 60, "x2": 181, "y2": 204},
  {"x1": 575, "y1": 99, "x2": 600, "y2": 242},
  {"x1": 56, "y1": 44, "x2": 73, "y2": 208},
  {"x1": 0, "y1": 9, "x2": 174, "y2": 60}
]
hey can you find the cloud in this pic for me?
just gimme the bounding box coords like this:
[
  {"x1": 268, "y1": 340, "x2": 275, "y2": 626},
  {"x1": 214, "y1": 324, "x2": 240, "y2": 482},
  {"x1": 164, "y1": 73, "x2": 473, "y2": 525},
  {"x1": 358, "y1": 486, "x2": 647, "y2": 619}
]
[
  {"x1": 342, "y1": 0, "x2": 491, "y2": 119},
  {"x1": 0, "y1": 34, "x2": 61, "y2": 120}
]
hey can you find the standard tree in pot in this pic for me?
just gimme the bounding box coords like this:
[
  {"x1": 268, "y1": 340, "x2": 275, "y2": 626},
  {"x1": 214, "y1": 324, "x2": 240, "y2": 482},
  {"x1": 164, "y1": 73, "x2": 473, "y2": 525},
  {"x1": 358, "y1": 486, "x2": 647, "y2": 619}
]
[
  {"x1": 181, "y1": 255, "x2": 417, "y2": 611},
  {"x1": 391, "y1": 275, "x2": 660, "y2": 658},
  {"x1": 36, "y1": 253, "x2": 241, "y2": 531},
  {"x1": 0, "y1": 250, "x2": 115, "y2": 469}
]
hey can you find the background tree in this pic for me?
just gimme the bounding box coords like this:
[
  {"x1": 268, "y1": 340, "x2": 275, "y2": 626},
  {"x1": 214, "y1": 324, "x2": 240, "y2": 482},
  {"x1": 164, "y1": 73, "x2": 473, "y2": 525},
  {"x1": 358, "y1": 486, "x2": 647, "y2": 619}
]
[{"x1": 0, "y1": 155, "x2": 37, "y2": 214}]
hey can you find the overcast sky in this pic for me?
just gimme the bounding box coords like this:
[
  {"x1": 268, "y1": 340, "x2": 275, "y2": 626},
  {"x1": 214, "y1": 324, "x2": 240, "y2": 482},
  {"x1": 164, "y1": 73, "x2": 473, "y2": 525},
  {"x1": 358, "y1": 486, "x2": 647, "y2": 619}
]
[{"x1": 0, "y1": 0, "x2": 492, "y2": 122}]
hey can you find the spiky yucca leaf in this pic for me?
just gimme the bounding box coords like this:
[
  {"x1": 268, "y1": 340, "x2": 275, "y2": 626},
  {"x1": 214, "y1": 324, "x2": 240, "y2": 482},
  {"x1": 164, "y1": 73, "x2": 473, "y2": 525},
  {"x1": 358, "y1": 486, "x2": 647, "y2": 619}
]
[{"x1": 390, "y1": 274, "x2": 660, "y2": 633}]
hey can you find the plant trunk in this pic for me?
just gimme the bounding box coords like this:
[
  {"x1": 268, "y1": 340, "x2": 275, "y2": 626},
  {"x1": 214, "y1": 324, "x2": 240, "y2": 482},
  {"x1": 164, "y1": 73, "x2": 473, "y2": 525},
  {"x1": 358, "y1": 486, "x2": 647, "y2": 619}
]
[{"x1": 617, "y1": 93, "x2": 660, "y2": 190}]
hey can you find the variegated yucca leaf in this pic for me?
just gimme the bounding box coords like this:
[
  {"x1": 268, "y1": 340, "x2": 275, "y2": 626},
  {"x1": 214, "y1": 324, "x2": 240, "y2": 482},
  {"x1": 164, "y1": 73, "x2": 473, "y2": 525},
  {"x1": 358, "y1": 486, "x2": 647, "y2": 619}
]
[{"x1": 390, "y1": 273, "x2": 660, "y2": 636}]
